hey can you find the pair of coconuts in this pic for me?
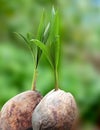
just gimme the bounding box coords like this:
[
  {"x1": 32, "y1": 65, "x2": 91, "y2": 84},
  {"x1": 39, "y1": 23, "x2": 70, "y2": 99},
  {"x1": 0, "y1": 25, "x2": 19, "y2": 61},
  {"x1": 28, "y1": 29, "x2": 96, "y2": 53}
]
[
  {"x1": 0, "y1": 8, "x2": 78, "y2": 130},
  {"x1": 0, "y1": 88, "x2": 77, "y2": 130}
]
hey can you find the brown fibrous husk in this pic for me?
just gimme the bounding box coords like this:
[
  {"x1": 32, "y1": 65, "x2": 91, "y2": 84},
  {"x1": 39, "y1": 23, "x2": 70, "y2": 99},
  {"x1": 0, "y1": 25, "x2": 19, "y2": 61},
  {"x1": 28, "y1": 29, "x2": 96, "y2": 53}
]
[
  {"x1": 32, "y1": 89, "x2": 78, "y2": 130},
  {"x1": 0, "y1": 90, "x2": 42, "y2": 130}
]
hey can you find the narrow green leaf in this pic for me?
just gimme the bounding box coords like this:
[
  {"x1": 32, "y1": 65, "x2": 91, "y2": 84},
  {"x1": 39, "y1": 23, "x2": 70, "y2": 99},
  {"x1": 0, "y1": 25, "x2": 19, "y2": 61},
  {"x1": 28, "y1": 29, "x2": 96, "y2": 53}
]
[
  {"x1": 52, "y1": 6, "x2": 56, "y2": 16},
  {"x1": 36, "y1": 10, "x2": 46, "y2": 67},
  {"x1": 43, "y1": 22, "x2": 50, "y2": 38},
  {"x1": 55, "y1": 35, "x2": 60, "y2": 69},
  {"x1": 42, "y1": 22, "x2": 50, "y2": 44},
  {"x1": 36, "y1": 48, "x2": 42, "y2": 68},
  {"x1": 48, "y1": 35, "x2": 60, "y2": 69},
  {"x1": 27, "y1": 32, "x2": 33, "y2": 40},
  {"x1": 55, "y1": 11, "x2": 59, "y2": 36},
  {"x1": 31, "y1": 39, "x2": 53, "y2": 68},
  {"x1": 47, "y1": 10, "x2": 60, "y2": 69},
  {"x1": 54, "y1": 12, "x2": 60, "y2": 69},
  {"x1": 14, "y1": 32, "x2": 36, "y2": 61},
  {"x1": 14, "y1": 32, "x2": 29, "y2": 44},
  {"x1": 37, "y1": 9, "x2": 45, "y2": 41},
  {"x1": 47, "y1": 8, "x2": 56, "y2": 43}
]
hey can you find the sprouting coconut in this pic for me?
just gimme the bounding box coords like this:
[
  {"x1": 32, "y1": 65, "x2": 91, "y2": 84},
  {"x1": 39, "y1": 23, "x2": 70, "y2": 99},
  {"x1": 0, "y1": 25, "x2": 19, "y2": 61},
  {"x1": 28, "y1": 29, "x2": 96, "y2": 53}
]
[
  {"x1": 32, "y1": 8, "x2": 78, "y2": 130},
  {"x1": 0, "y1": 12, "x2": 50, "y2": 130},
  {"x1": 32, "y1": 89, "x2": 77, "y2": 130}
]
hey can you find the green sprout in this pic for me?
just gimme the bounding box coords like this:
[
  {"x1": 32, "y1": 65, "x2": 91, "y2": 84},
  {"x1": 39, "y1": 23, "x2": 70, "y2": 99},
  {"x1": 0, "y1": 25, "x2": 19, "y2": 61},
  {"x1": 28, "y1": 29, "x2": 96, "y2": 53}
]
[
  {"x1": 15, "y1": 10, "x2": 50, "y2": 91},
  {"x1": 31, "y1": 8, "x2": 60, "y2": 90}
]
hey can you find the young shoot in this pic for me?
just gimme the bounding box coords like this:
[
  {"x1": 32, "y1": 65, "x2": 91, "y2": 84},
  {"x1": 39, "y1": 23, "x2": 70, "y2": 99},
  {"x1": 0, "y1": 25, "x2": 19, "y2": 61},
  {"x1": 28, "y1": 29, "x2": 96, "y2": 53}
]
[
  {"x1": 15, "y1": 10, "x2": 50, "y2": 91},
  {"x1": 31, "y1": 8, "x2": 60, "y2": 90}
]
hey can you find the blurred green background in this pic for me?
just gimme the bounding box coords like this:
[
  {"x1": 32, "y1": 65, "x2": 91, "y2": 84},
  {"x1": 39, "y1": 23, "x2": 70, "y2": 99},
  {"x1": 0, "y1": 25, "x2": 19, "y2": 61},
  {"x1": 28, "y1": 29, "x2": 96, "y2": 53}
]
[{"x1": 0, "y1": 0, "x2": 100, "y2": 129}]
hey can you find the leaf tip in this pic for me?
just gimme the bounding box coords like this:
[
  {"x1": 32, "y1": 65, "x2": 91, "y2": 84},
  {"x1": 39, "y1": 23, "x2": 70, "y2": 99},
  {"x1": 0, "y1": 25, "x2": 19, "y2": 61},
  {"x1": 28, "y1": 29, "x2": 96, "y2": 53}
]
[{"x1": 52, "y1": 6, "x2": 56, "y2": 15}]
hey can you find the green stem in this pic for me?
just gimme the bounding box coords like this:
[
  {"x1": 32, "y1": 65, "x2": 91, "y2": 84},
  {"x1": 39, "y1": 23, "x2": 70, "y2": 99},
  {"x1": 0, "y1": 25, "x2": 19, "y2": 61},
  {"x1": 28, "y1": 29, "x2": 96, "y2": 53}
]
[
  {"x1": 31, "y1": 68, "x2": 38, "y2": 91},
  {"x1": 54, "y1": 69, "x2": 59, "y2": 90}
]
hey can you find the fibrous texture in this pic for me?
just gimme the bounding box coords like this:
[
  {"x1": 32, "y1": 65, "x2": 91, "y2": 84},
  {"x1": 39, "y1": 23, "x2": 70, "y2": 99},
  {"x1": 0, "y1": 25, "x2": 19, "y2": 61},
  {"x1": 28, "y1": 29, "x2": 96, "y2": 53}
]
[
  {"x1": 32, "y1": 89, "x2": 77, "y2": 130},
  {"x1": 0, "y1": 90, "x2": 42, "y2": 130}
]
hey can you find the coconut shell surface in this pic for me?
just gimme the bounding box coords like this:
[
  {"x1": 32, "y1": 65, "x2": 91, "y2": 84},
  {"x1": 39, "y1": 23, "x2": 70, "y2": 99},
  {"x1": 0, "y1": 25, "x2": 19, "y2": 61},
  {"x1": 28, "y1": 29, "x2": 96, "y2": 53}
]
[
  {"x1": 32, "y1": 89, "x2": 78, "y2": 130},
  {"x1": 0, "y1": 90, "x2": 42, "y2": 130}
]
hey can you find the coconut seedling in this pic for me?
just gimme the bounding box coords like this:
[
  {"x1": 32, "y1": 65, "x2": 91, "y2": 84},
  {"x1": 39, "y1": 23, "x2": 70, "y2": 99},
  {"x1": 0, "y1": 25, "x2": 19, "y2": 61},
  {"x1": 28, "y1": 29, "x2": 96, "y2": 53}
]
[
  {"x1": 31, "y1": 8, "x2": 78, "y2": 130},
  {"x1": 0, "y1": 11, "x2": 50, "y2": 130}
]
